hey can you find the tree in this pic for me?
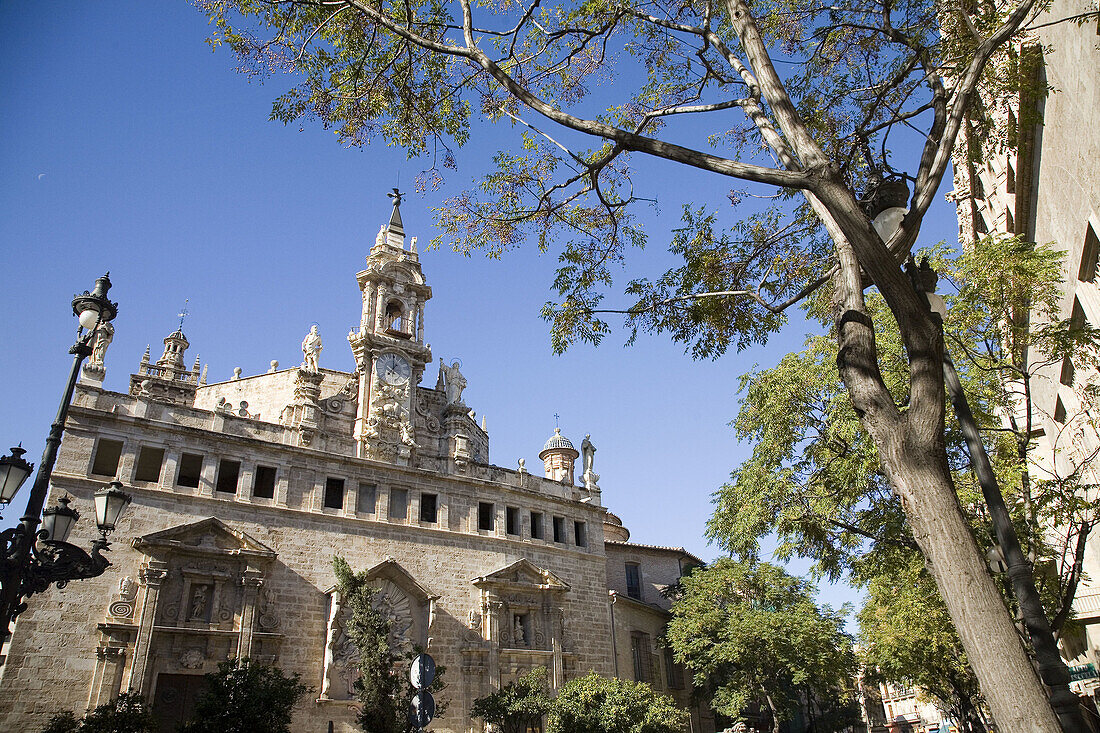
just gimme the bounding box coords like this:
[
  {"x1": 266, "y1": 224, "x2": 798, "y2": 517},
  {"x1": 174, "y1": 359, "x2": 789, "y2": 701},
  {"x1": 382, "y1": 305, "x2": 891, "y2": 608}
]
[
  {"x1": 179, "y1": 659, "x2": 310, "y2": 733},
  {"x1": 41, "y1": 693, "x2": 157, "y2": 733},
  {"x1": 472, "y1": 666, "x2": 554, "y2": 733},
  {"x1": 666, "y1": 560, "x2": 856, "y2": 733},
  {"x1": 858, "y1": 556, "x2": 990, "y2": 733},
  {"x1": 202, "y1": 0, "x2": 1064, "y2": 726},
  {"x1": 547, "y1": 672, "x2": 687, "y2": 733},
  {"x1": 332, "y1": 556, "x2": 447, "y2": 733}
]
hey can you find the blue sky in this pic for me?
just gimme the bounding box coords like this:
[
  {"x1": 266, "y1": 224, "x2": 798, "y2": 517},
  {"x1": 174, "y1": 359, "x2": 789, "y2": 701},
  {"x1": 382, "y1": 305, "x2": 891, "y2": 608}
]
[{"x1": 0, "y1": 2, "x2": 962, "y2": 611}]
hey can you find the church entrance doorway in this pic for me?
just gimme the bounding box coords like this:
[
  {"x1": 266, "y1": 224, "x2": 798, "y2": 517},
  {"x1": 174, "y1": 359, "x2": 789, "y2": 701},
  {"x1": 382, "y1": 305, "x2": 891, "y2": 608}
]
[{"x1": 152, "y1": 673, "x2": 205, "y2": 730}]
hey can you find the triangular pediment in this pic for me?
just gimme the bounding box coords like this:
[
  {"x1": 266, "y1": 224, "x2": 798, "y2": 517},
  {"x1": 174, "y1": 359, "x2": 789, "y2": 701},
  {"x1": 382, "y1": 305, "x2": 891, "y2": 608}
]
[
  {"x1": 132, "y1": 517, "x2": 276, "y2": 561},
  {"x1": 473, "y1": 559, "x2": 570, "y2": 592},
  {"x1": 366, "y1": 558, "x2": 438, "y2": 601}
]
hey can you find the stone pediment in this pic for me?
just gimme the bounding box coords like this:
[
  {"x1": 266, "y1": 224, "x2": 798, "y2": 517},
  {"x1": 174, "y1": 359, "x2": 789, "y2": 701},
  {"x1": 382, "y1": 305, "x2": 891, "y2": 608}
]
[
  {"x1": 324, "y1": 558, "x2": 438, "y2": 603},
  {"x1": 472, "y1": 559, "x2": 570, "y2": 593},
  {"x1": 132, "y1": 517, "x2": 276, "y2": 563}
]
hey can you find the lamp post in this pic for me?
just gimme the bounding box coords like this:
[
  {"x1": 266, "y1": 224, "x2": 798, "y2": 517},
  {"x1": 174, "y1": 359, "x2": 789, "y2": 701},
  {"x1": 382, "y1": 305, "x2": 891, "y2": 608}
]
[
  {"x1": 0, "y1": 273, "x2": 133, "y2": 639},
  {"x1": 865, "y1": 184, "x2": 1086, "y2": 733}
]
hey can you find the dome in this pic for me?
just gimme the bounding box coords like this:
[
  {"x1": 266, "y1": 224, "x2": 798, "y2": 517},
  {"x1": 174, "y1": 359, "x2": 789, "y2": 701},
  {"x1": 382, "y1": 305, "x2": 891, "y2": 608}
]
[
  {"x1": 539, "y1": 428, "x2": 579, "y2": 459},
  {"x1": 603, "y1": 510, "x2": 630, "y2": 542}
]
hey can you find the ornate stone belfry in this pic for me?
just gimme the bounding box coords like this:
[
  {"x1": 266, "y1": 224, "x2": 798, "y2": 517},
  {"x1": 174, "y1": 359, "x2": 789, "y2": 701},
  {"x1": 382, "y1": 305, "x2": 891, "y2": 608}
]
[
  {"x1": 128, "y1": 325, "x2": 203, "y2": 406},
  {"x1": 348, "y1": 191, "x2": 432, "y2": 464}
]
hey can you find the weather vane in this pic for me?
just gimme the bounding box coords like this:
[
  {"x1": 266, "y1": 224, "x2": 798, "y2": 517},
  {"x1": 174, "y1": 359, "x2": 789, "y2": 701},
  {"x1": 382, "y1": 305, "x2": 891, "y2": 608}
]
[
  {"x1": 388, "y1": 187, "x2": 404, "y2": 207},
  {"x1": 554, "y1": 413, "x2": 560, "y2": 428},
  {"x1": 177, "y1": 299, "x2": 190, "y2": 330}
]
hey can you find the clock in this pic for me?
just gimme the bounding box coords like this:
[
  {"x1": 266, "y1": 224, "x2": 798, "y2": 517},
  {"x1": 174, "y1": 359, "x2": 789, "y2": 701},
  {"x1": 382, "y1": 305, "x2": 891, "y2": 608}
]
[{"x1": 377, "y1": 352, "x2": 412, "y2": 385}]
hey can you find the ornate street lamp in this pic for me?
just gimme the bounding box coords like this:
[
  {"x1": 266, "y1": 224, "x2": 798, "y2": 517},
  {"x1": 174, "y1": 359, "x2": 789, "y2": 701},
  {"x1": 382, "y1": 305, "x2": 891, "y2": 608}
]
[{"x1": 0, "y1": 274, "x2": 132, "y2": 638}]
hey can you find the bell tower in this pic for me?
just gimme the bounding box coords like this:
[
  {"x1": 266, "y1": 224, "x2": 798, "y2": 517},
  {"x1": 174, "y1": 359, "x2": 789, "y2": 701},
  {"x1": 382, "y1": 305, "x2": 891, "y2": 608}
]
[{"x1": 348, "y1": 191, "x2": 432, "y2": 464}]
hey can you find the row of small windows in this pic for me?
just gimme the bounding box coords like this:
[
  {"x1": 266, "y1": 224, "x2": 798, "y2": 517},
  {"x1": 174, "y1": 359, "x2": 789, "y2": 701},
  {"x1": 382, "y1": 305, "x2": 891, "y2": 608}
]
[
  {"x1": 90, "y1": 440, "x2": 589, "y2": 546},
  {"x1": 476, "y1": 501, "x2": 587, "y2": 547}
]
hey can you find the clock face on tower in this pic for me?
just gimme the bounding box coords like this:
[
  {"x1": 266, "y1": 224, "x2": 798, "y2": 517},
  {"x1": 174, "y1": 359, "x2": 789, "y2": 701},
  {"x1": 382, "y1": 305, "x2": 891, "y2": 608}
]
[{"x1": 377, "y1": 352, "x2": 412, "y2": 386}]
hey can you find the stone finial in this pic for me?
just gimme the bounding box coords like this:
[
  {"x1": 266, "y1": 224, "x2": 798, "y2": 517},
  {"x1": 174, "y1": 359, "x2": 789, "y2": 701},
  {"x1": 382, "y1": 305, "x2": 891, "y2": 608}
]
[
  {"x1": 410, "y1": 236, "x2": 418, "y2": 253},
  {"x1": 269, "y1": 360, "x2": 279, "y2": 373},
  {"x1": 232, "y1": 367, "x2": 242, "y2": 380},
  {"x1": 481, "y1": 415, "x2": 487, "y2": 432},
  {"x1": 200, "y1": 364, "x2": 208, "y2": 385}
]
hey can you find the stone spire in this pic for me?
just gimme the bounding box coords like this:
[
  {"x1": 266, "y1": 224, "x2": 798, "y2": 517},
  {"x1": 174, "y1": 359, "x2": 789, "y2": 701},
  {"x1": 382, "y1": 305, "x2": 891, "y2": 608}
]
[
  {"x1": 373, "y1": 187, "x2": 407, "y2": 250},
  {"x1": 130, "y1": 323, "x2": 200, "y2": 405}
]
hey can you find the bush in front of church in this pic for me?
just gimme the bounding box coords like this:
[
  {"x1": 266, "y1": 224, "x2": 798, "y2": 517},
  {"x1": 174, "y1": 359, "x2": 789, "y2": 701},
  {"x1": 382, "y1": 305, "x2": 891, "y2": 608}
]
[
  {"x1": 178, "y1": 659, "x2": 310, "y2": 733},
  {"x1": 548, "y1": 672, "x2": 687, "y2": 733},
  {"x1": 41, "y1": 693, "x2": 156, "y2": 733}
]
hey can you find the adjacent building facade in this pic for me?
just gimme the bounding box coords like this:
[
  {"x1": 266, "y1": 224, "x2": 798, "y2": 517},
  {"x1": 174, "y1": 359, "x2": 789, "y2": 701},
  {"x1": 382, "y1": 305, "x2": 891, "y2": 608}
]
[
  {"x1": 949, "y1": 0, "x2": 1100, "y2": 697},
  {"x1": 0, "y1": 200, "x2": 711, "y2": 732}
]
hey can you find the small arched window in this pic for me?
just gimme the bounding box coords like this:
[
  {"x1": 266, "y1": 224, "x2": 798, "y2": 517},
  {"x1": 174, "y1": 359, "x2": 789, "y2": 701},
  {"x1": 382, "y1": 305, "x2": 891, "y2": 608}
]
[{"x1": 385, "y1": 300, "x2": 405, "y2": 335}]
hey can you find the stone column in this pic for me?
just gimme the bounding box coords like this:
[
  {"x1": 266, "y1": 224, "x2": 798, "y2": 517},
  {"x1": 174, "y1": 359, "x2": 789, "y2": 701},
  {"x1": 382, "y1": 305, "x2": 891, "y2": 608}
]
[
  {"x1": 375, "y1": 284, "x2": 389, "y2": 331},
  {"x1": 417, "y1": 305, "x2": 425, "y2": 344},
  {"x1": 236, "y1": 573, "x2": 264, "y2": 660},
  {"x1": 548, "y1": 601, "x2": 564, "y2": 690},
  {"x1": 127, "y1": 561, "x2": 168, "y2": 694},
  {"x1": 485, "y1": 598, "x2": 502, "y2": 688}
]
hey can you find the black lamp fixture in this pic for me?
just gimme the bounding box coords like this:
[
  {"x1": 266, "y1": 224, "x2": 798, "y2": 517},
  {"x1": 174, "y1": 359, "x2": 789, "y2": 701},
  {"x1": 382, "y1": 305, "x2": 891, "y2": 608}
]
[{"x1": 0, "y1": 274, "x2": 132, "y2": 638}]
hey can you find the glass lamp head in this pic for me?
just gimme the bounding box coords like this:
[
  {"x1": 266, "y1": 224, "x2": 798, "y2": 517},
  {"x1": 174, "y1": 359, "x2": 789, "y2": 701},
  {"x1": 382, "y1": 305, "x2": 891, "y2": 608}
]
[
  {"x1": 0, "y1": 446, "x2": 34, "y2": 505},
  {"x1": 94, "y1": 480, "x2": 132, "y2": 535},
  {"x1": 42, "y1": 496, "x2": 80, "y2": 543}
]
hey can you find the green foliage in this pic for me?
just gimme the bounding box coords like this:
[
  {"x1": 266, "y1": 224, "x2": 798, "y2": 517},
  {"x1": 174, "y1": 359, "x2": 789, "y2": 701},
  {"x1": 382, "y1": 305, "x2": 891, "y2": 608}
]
[
  {"x1": 857, "y1": 556, "x2": 986, "y2": 726},
  {"x1": 666, "y1": 560, "x2": 856, "y2": 728},
  {"x1": 42, "y1": 693, "x2": 157, "y2": 733},
  {"x1": 472, "y1": 666, "x2": 553, "y2": 733},
  {"x1": 332, "y1": 556, "x2": 447, "y2": 733},
  {"x1": 546, "y1": 672, "x2": 687, "y2": 733},
  {"x1": 179, "y1": 659, "x2": 310, "y2": 733},
  {"x1": 41, "y1": 711, "x2": 80, "y2": 733}
]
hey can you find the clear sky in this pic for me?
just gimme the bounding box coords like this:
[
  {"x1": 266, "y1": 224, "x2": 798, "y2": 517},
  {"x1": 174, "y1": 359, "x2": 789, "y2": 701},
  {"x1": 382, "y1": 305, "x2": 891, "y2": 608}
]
[{"x1": 0, "y1": 3, "x2": 961, "y2": 610}]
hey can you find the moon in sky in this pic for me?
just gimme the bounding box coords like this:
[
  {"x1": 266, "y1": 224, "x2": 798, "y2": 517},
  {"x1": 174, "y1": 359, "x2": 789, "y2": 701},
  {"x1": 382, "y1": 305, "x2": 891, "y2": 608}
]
[{"x1": 36, "y1": 173, "x2": 45, "y2": 180}]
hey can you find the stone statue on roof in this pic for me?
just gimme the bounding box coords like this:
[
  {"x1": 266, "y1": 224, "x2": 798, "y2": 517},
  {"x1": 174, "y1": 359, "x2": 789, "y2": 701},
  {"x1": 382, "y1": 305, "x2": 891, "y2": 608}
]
[
  {"x1": 302, "y1": 325, "x2": 323, "y2": 372},
  {"x1": 439, "y1": 358, "x2": 467, "y2": 405}
]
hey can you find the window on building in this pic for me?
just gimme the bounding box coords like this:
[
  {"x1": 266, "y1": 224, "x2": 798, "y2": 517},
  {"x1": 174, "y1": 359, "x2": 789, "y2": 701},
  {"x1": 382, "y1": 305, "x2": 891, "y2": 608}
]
[
  {"x1": 1079, "y1": 223, "x2": 1099, "y2": 282},
  {"x1": 324, "y1": 477, "x2": 345, "y2": 509},
  {"x1": 664, "y1": 647, "x2": 685, "y2": 689},
  {"x1": 420, "y1": 493, "x2": 438, "y2": 523},
  {"x1": 530, "y1": 511, "x2": 544, "y2": 539},
  {"x1": 506, "y1": 507, "x2": 520, "y2": 535},
  {"x1": 1055, "y1": 397, "x2": 1067, "y2": 424},
  {"x1": 574, "y1": 520, "x2": 587, "y2": 548},
  {"x1": 176, "y1": 453, "x2": 203, "y2": 488},
  {"x1": 625, "y1": 563, "x2": 642, "y2": 600},
  {"x1": 389, "y1": 488, "x2": 408, "y2": 519},
  {"x1": 630, "y1": 631, "x2": 654, "y2": 683},
  {"x1": 134, "y1": 446, "x2": 165, "y2": 483},
  {"x1": 253, "y1": 465, "x2": 276, "y2": 499},
  {"x1": 357, "y1": 483, "x2": 377, "y2": 514},
  {"x1": 1006, "y1": 160, "x2": 1016, "y2": 194},
  {"x1": 478, "y1": 502, "x2": 495, "y2": 531},
  {"x1": 1061, "y1": 354, "x2": 1076, "y2": 386},
  {"x1": 90, "y1": 439, "x2": 124, "y2": 477},
  {"x1": 215, "y1": 459, "x2": 241, "y2": 493},
  {"x1": 552, "y1": 516, "x2": 565, "y2": 543}
]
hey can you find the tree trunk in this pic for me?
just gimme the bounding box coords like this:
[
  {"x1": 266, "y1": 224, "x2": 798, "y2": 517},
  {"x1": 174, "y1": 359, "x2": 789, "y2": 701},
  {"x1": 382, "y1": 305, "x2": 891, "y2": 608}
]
[{"x1": 819, "y1": 182, "x2": 1062, "y2": 733}]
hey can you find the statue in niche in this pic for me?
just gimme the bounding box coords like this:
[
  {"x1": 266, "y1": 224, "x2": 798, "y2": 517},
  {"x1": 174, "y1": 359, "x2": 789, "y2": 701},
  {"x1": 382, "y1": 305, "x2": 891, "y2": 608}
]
[
  {"x1": 439, "y1": 359, "x2": 467, "y2": 405},
  {"x1": 301, "y1": 324, "x2": 323, "y2": 372},
  {"x1": 190, "y1": 585, "x2": 209, "y2": 621},
  {"x1": 89, "y1": 321, "x2": 114, "y2": 367},
  {"x1": 514, "y1": 616, "x2": 526, "y2": 646}
]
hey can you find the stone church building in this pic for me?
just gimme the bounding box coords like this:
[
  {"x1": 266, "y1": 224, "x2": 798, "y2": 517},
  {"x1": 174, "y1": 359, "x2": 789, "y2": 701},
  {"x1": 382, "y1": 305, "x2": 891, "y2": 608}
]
[{"x1": 0, "y1": 199, "x2": 711, "y2": 732}]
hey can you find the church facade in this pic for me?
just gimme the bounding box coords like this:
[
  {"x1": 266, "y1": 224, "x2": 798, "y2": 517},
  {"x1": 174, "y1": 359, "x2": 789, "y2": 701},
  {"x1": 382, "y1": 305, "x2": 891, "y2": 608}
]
[{"x1": 0, "y1": 199, "x2": 710, "y2": 732}]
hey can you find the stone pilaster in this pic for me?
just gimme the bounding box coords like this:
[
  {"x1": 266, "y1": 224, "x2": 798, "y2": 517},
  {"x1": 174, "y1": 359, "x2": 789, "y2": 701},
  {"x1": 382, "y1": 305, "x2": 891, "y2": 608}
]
[
  {"x1": 127, "y1": 561, "x2": 168, "y2": 695},
  {"x1": 236, "y1": 573, "x2": 264, "y2": 660}
]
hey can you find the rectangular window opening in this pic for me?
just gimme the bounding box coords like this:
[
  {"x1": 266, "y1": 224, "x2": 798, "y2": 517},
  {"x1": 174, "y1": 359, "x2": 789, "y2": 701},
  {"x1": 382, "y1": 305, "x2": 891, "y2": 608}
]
[
  {"x1": 1080, "y1": 224, "x2": 1099, "y2": 283},
  {"x1": 176, "y1": 453, "x2": 203, "y2": 488},
  {"x1": 134, "y1": 446, "x2": 165, "y2": 483},
  {"x1": 552, "y1": 516, "x2": 565, "y2": 543},
  {"x1": 1055, "y1": 397, "x2": 1067, "y2": 424},
  {"x1": 252, "y1": 465, "x2": 276, "y2": 499},
  {"x1": 91, "y1": 439, "x2": 124, "y2": 478},
  {"x1": 389, "y1": 488, "x2": 408, "y2": 520},
  {"x1": 664, "y1": 647, "x2": 685, "y2": 689},
  {"x1": 574, "y1": 520, "x2": 587, "y2": 548},
  {"x1": 324, "y1": 477, "x2": 345, "y2": 509},
  {"x1": 420, "y1": 493, "x2": 438, "y2": 523},
  {"x1": 530, "y1": 511, "x2": 544, "y2": 540},
  {"x1": 630, "y1": 631, "x2": 653, "y2": 683},
  {"x1": 625, "y1": 563, "x2": 642, "y2": 600},
  {"x1": 506, "y1": 507, "x2": 520, "y2": 536},
  {"x1": 357, "y1": 483, "x2": 377, "y2": 514},
  {"x1": 478, "y1": 502, "x2": 495, "y2": 531},
  {"x1": 215, "y1": 459, "x2": 241, "y2": 494}
]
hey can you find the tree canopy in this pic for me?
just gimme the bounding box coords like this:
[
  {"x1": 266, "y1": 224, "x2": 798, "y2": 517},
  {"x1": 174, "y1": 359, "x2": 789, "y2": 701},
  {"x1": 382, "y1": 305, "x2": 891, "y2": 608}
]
[{"x1": 667, "y1": 559, "x2": 857, "y2": 732}]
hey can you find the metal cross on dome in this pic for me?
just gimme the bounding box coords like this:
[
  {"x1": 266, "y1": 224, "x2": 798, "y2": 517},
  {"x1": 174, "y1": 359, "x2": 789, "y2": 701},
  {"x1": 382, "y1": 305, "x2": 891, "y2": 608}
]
[{"x1": 177, "y1": 299, "x2": 190, "y2": 330}]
